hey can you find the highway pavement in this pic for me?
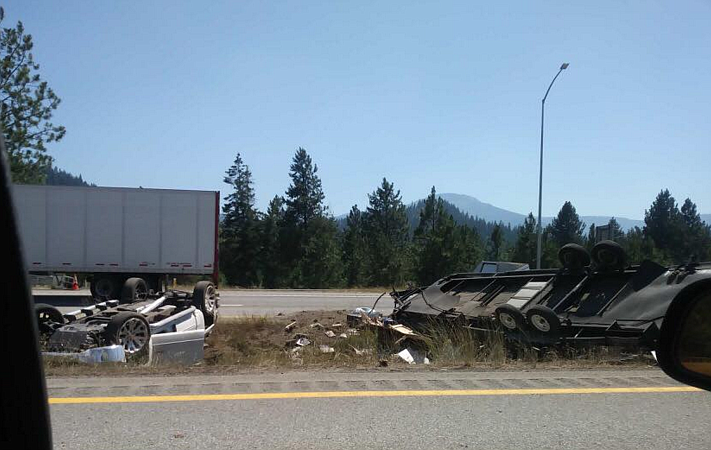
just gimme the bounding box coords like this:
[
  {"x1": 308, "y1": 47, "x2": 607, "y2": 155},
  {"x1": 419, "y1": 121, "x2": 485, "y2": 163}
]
[
  {"x1": 48, "y1": 368, "x2": 711, "y2": 449},
  {"x1": 36, "y1": 288, "x2": 391, "y2": 316},
  {"x1": 217, "y1": 289, "x2": 390, "y2": 316}
]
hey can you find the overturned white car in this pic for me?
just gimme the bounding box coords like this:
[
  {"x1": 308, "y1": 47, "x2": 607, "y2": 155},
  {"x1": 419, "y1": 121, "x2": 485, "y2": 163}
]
[{"x1": 36, "y1": 278, "x2": 218, "y2": 364}]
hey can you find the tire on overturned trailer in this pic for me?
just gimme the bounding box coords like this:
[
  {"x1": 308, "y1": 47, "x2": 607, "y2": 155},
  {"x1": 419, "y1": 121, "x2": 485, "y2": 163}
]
[
  {"x1": 192, "y1": 281, "x2": 218, "y2": 327},
  {"x1": 525, "y1": 305, "x2": 561, "y2": 335},
  {"x1": 494, "y1": 304, "x2": 526, "y2": 332},
  {"x1": 558, "y1": 243, "x2": 591, "y2": 271},
  {"x1": 592, "y1": 240, "x2": 627, "y2": 271}
]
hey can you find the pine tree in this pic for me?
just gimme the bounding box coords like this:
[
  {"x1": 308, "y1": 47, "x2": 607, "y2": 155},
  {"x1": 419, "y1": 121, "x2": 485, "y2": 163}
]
[
  {"x1": 342, "y1": 205, "x2": 368, "y2": 287},
  {"x1": 541, "y1": 227, "x2": 561, "y2": 268},
  {"x1": 453, "y1": 224, "x2": 483, "y2": 272},
  {"x1": 644, "y1": 189, "x2": 682, "y2": 258},
  {"x1": 679, "y1": 198, "x2": 711, "y2": 261},
  {"x1": 260, "y1": 196, "x2": 284, "y2": 288},
  {"x1": 299, "y1": 216, "x2": 344, "y2": 288},
  {"x1": 363, "y1": 178, "x2": 410, "y2": 286},
  {"x1": 284, "y1": 148, "x2": 324, "y2": 230},
  {"x1": 585, "y1": 223, "x2": 596, "y2": 250},
  {"x1": 280, "y1": 147, "x2": 341, "y2": 287},
  {"x1": 486, "y1": 223, "x2": 504, "y2": 260},
  {"x1": 607, "y1": 217, "x2": 622, "y2": 241},
  {"x1": 623, "y1": 226, "x2": 658, "y2": 264},
  {"x1": 220, "y1": 153, "x2": 261, "y2": 286},
  {"x1": 549, "y1": 201, "x2": 586, "y2": 247},
  {"x1": 412, "y1": 187, "x2": 459, "y2": 285},
  {"x1": 2, "y1": 14, "x2": 66, "y2": 183},
  {"x1": 512, "y1": 213, "x2": 537, "y2": 267}
]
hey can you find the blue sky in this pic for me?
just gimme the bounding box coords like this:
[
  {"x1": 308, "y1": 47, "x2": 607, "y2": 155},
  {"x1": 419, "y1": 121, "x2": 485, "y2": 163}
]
[{"x1": 6, "y1": 1, "x2": 710, "y2": 218}]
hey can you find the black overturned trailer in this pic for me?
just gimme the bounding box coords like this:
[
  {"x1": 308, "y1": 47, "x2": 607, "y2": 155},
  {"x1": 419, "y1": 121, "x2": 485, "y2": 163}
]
[{"x1": 390, "y1": 241, "x2": 711, "y2": 349}]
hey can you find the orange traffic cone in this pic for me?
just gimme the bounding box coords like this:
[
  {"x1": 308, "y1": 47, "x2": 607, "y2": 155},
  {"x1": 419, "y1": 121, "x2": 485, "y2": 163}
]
[{"x1": 72, "y1": 275, "x2": 79, "y2": 290}]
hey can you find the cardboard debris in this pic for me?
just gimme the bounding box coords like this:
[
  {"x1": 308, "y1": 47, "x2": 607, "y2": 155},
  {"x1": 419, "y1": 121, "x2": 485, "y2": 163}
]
[
  {"x1": 319, "y1": 345, "x2": 335, "y2": 353},
  {"x1": 285, "y1": 321, "x2": 297, "y2": 332},
  {"x1": 310, "y1": 322, "x2": 324, "y2": 329},
  {"x1": 296, "y1": 337, "x2": 311, "y2": 347},
  {"x1": 324, "y1": 330, "x2": 336, "y2": 338},
  {"x1": 388, "y1": 324, "x2": 417, "y2": 336},
  {"x1": 339, "y1": 333, "x2": 348, "y2": 339},
  {"x1": 331, "y1": 322, "x2": 343, "y2": 328}
]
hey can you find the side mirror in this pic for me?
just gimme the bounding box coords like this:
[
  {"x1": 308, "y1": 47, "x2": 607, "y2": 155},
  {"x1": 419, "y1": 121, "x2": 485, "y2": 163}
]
[{"x1": 657, "y1": 287, "x2": 711, "y2": 391}]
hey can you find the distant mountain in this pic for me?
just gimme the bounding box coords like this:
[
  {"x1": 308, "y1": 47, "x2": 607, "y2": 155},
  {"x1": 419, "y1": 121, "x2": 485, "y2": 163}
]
[
  {"x1": 334, "y1": 197, "x2": 517, "y2": 241},
  {"x1": 438, "y1": 193, "x2": 526, "y2": 225},
  {"x1": 435, "y1": 193, "x2": 711, "y2": 231},
  {"x1": 406, "y1": 197, "x2": 517, "y2": 242}
]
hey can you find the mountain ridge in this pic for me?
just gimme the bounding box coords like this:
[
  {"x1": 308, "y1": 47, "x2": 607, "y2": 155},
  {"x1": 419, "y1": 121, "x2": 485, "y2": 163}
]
[{"x1": 438, "y1": 193, "x2": 711, "y2": 231}]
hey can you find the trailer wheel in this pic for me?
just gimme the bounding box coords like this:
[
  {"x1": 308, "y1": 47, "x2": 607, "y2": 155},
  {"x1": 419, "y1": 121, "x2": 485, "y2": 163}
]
[
  {"x1": 494, "y1": 304, "x2": 526, "y2": 331},
  {"x1": 35, "y1": 303, "x2": 65, "y2": 328},
  {"x1": 526, "y1": 305, "x2": 561, "y2": 334},
  {"x1": 592, "y1": 240, "x2": 627, "y2": 271},
  {"x1": 192, "y1": 281, "x2": 217, "y2": 326},
  {"x1": 105, "y1": 312, "x2": 150, "y2": 355},
  {"x1": 120, "y1": 278, "x2": 148, "y2": 304},
  {"x1": 558, "y1": 243, "x2": 591, "y2": 270},
  {"x1": 92, "y1": 276, "x2": 119, "y2": 300}
]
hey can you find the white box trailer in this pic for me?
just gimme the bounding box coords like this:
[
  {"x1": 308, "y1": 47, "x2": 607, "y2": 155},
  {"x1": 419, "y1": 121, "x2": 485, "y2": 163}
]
[{"x1": 12, "y1": 185, "x2": 219, "y2": 298}]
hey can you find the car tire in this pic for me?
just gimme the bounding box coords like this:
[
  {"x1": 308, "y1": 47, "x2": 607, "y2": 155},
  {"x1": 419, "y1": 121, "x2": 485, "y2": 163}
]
[
  {"x1": 558, "y1": 243, "x2": 591, "y2": 270},
  {"x1": 592, "y1": 240, "x2": 627, "y2": 271},
  {"x1": 494, "y1": 304, "x2": 526, "y2": 331},
  {"x1": 525, "y1": 305, "x2": 561, "y2": 335},
  {"x1": 35, "y1": 303, "x2": 64, "y2": 326},
  {"x1": 192, "y1": 281, "x2": 217, "y2": 327},
  {"x1": 105, "y1": 312, "x2": 151, "y2": 356},
  {"x1": 120, "y1": 277, "x2": 148, "y2": 304}
]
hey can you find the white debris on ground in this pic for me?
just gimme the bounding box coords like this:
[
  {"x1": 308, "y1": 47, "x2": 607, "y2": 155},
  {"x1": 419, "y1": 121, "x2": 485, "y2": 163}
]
[{"x1": 397, "y1": 348, "x2": 430, "y2": 365}]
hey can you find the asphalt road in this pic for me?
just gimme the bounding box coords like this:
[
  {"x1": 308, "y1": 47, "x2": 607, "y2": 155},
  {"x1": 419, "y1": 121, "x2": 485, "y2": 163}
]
[
  {"x1": 48, "y1": 369, "x2": 711, "y2": 449},
  {"x1": 218, "y1": 289, "x2": 390, "y2": 316},
  {"x1": 35, "y1": 289, "x2": 391, "y2": 316}
]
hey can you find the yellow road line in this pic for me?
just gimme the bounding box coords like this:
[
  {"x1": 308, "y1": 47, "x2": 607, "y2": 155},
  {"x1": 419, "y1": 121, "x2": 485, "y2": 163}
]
[{"x1": 49, "y1": 386, "x2": 700, "y2": 405}]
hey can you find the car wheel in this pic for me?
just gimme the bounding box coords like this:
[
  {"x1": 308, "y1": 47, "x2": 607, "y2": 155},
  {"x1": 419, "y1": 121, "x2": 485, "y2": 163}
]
[
  {"x1": 120, "y1": 277, "x2": 148, "y2": 304},
  {"x1": 35, "y1": 303, "x2": 64, "y2": 328},
  {"x1": 105, "y1": 312, "x2": 151, "y2": 355},
  {"x1": 192, "y1": 281, "x2": 217, "y2": 326}
]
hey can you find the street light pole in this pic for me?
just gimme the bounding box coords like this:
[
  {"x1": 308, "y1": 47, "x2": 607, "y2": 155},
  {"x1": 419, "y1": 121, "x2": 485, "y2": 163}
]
[{"x1": 536, "y1": 63, "x2": 569, "y2": 269}]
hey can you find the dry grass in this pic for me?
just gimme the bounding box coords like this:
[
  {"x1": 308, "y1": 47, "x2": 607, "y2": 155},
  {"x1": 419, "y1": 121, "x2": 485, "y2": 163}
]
[
  {"x1": 42, "y1": 311, "x2": 656, "y2": 377},
  {"x1": 205, "y1": 314, "x2": 381, "y2": 369}
]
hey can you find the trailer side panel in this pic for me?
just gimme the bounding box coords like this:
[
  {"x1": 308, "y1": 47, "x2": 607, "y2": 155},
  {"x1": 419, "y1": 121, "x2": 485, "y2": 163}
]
[{"x1": 13, "y1": 185, "x2": 217, "y2": 275}]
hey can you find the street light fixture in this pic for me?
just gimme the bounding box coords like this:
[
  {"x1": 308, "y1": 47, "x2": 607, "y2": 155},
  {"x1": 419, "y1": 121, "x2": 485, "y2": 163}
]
[{"x1": 536, "y1": 63, "x2": 569, "y2": 269}]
